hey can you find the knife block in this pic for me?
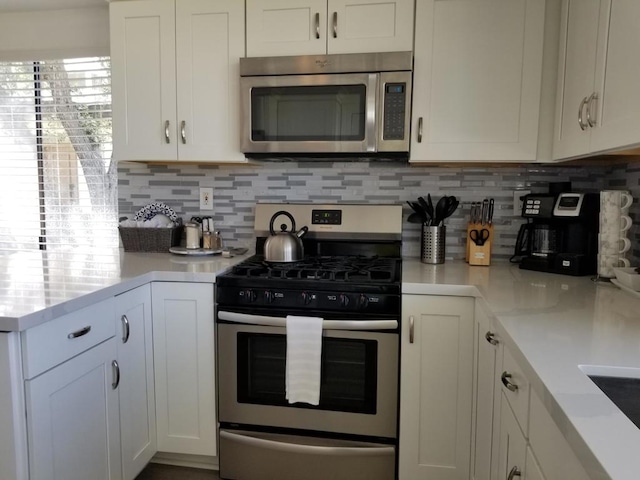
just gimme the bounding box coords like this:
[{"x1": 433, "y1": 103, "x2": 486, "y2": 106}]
[{"x1": 467, "y1": 224, "x2": 494, "y2": 266}]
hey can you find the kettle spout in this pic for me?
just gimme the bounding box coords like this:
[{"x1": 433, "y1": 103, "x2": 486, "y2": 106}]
[{"x1": 296, "y1": 226, "x2": 309, "y2": 239}]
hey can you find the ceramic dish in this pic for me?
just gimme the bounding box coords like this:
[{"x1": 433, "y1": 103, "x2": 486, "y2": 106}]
[
  {"x1": 611, "y1": 278, "x2": 640, "y2": 299},
  {"x1": 169, "y1": 247, "x2": 222, "y2": 256},
  {"x1": 613, "y1": 267, "x2": 640, "y2": 291},
  {"x1": 134, "y1": 202, "x2": 178, "y2": 222}
]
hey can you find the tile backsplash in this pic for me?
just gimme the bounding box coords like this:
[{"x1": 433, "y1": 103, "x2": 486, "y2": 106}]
[{"x1": 117, "y1": 160, "x2": 633, "y2": 261}]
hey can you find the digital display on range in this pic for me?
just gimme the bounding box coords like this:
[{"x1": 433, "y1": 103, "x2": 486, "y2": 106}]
[{"x1": 312, "y1": 210, "x2": 342, "y2": 225}]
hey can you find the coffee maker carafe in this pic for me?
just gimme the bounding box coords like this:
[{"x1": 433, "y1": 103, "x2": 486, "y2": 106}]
[{"x1": 514, "y1": 192, "x2": 599, "y2": 276}]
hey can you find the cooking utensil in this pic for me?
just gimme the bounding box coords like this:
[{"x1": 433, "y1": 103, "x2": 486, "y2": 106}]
[
  {"x1": 407, "y1": 201, "x2": 428, "y2": 224},
  {"x1": 427, "y1": 194, "x2": 435, "y2": 222},
  {"x1": 417, "y1": 197, "x2": 432, "y2": 224},
  {"x1": 470, "y1": 228, "x2": 490, "y2": 246},
  {"x1": 434, "y1": 196, "x2": 448, "y2": 226},
  {"x1": 264, "y1": 211, "x2": 308, "y2": 263},
  {"x1": 488, "y1": 198, "x2": 495, "y2": 225}
]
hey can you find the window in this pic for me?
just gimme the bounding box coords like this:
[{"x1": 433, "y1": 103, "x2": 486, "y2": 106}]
[{"x1": 0, "y1": 57, "x2": 116, "y2": 252}]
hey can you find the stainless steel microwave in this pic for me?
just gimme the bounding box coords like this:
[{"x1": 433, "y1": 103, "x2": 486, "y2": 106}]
[{"x1": 239, "y1": 52, "x2": 412, "y2": 157}]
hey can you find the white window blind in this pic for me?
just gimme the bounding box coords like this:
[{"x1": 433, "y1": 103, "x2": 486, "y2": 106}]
[{"x1": 0, "y1": 57, "x2": 117, "y2": 252}]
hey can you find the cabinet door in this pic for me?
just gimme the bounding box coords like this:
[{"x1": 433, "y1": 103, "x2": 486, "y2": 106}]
[
  {"x1": 399, "y1": 295, "x2": 474, "y2": 480},
  {"x1": 110, "y1": 0, "x2": 177, "y2": 161},
  {"x1": 175, "y1": 0, "x2": 246, "y2": 162},
  {"x1": 327, "y1": 0, "x2": 414, "y2": 54},
  {"x1": 472, "y1": 301, "x2": 500, "y2": 480},
  {"x1": 552, "y1": 0, "x2": 601, "y2": 160},
  {"x1": 590, "y1": 0, "x2": 640, "y2": 153},
  {"x1": 410, "y1": 0, "x2": 545, "y2": 162},
  {"x1": 497, "y1": 395, "x2": 527, "y2": 480},
  {"x1": 152, "y1": 282, "x2": 216, "y2": 456},
  {"x1": 525, "y1": 448, "x2": 546, "y2": 480},
  {"x1": 115, "y1": 284, "x2": 156, "y2": 480},
  {"x1": 246, "y1": 0, "x2": 327, "y2": 57},
  {"x1": 25, "y1": 338, "x2": 122, "y2": 480}
]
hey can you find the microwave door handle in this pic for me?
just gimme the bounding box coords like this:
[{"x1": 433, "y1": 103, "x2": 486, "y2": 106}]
[
  {"x1": 366, "y1": 74, "x2": 378, "y2": 152},
  {"x1": 217, "y1": 311, "x2": 398, "y2": 331}
]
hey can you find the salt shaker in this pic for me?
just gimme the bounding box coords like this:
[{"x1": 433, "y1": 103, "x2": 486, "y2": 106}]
[{"x1": 185, "y1": 222, "x2": 200, "y2": 249}]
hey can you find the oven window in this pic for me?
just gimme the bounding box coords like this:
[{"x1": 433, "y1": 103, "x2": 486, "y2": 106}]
[
  {"x1": 236, "y1": 333, "x2": 378, "y2": 414},
  {"x1": 250, "y1": 85, "x2": 366, "y2": 142}
]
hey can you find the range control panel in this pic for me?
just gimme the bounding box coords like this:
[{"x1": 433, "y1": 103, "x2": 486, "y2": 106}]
[{"x1": 312, "y1": 209, "x2": 342, "y2": 225}]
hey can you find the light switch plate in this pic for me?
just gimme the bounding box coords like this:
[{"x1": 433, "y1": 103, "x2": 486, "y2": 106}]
[{"x1": 200, "y1": 187, "x2": 213, "y2": 210}]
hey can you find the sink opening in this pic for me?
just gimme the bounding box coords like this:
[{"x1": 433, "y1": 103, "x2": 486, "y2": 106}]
[{"x1": 587, "y1": 375, "x2": 640, "y2": 429}]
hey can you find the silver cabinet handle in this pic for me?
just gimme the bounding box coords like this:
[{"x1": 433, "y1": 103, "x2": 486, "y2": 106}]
[
  {"x1": 485, "y1": 331, "x2": 498, "y2": 345},
  {"x1": 501, "y1": 372, "x2": 519, "y2": 392},
  {"x1": 586, "y1": 92, "x2": 598, "y2": 128},
  {"x1": 164, "y1": 120, "x2": 171, "y2": 143},
  {"x1": 332, "y1": 12, "x2": 338, "y2": 38},
  {"x1": 315, "y1": 12, "x2": 320, "y2": 39},
  {"x1": 409, "y1": 316, "x2": 415, "y2": 344},
  {"x1": 181, "y1": 120, "x2": 186, "y2": 144},
  {"x1": 112, "y1": 360, "x2": 120, "y2": 389},
  {"x1": 578, "y1": 96, "x2": 588, "y2": 131},
  {"x1": 507, "y1": 466, "x2": 521, "y2": 480},
  {"x1": 121, "y1": 315, "x2": 130, "y2": 343},
  {"x1": 67, "y1": 326, "x2": 91, "y2": 339},
  {"x1": 417, "y1": 117, "x2": 423, "y2": 143}
]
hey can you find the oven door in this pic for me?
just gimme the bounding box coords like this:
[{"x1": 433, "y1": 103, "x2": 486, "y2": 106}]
[
  {"x1": 217, "y1": 310, "x2": 398, "y2": 440},
  {"x1": 240, "y1": 73, "x2": 378, "y2": 154}
]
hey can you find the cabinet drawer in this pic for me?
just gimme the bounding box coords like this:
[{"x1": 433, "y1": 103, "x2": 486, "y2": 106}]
[
  {"x1": 500, "y1": 346, "x2": 530, "y2": 436},
  {"x1": 22, "y1": 298, "x2": 116, "y2": 379}
]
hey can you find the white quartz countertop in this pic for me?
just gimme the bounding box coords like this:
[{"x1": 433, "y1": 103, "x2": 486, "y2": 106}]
[
  {"x1": 2, "y1": 251, "x2": 638, "y2": 479},
  {"x1": 0, "y1": 249, "x2": 251, "y2": 331},
  {"x1": 404, "y1": 258, "x2": 640, "y2": 480}
]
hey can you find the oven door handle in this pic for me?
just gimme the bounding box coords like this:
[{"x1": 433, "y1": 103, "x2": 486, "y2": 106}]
[
  {"x1": 220, "y1": 430, "x2": 395, "y2": 457},
  {"x1": 218, "y1": 311, "x2": 398, "y2": 331}
]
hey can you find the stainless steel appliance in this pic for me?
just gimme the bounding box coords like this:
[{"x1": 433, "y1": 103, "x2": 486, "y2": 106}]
[
  {"x1": 240, "y1": 52, "x2": 412, "y2": 157},
  {"x1": 514, "y1": 192, "x2": 599, "y2": 275},
  {"x1": 216, "y1": 203, "x2": 402, "y2": 480}
]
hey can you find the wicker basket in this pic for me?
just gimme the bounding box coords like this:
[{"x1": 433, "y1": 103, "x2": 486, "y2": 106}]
[{"x1": 118, "y1": 226, "x2": 183, "y2": 253}]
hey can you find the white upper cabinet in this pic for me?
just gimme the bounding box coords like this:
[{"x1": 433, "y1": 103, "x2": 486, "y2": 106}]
[
  {"x1": 553, "y1": 0, "x2": 640, "y2": 160},
  {"x1": 246, "y1": 0, "x2": 414, "y2": 57},
  {"x1": 410, "y1": 0, "x2": 546, "y2": 162},
  {"x1": 110, "y1": 0, "x2": 246, "y2": 163}
]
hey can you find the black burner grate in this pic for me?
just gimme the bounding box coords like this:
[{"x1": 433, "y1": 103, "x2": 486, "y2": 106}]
[{"x1": 228, "y1": 255, "x2": 399, "y2": 284}]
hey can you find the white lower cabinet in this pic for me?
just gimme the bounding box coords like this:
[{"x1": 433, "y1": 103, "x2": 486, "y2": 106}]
[
  {"x1": 115, "y1": 284, "x2": 156, "y2": 480},
  {"x1": 399, "y1": 295, "x2": 474, "y2": 480},
  {"x1": 151, "y1": 282, "x2": 216, "y2": 456},
  {"x1": 471, "y1": 300, "x2": 501, "y2": 480},
  {"x1": 497, "y1": 394, "x2": 527, "y2": 480},
  {"x1": 25, "y1": 337, "x2": 122, "y2": 480}
]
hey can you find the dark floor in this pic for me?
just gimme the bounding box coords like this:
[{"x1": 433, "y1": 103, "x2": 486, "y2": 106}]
[{"x1": 135, "y1": 463, "x2": 221, "y2": 480}]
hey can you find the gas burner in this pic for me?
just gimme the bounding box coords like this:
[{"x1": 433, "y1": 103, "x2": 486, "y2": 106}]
[{"x1": 227, "y1": 255, "x2": 399, "y2": 284}]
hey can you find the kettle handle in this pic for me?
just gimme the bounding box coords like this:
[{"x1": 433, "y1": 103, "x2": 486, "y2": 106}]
[{"x1": 269, "y1": 211, "x2": 296, "y2": 235}]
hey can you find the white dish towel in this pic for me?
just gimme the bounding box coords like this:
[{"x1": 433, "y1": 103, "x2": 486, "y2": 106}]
[{"x1": 285, "y1": 315, "x2": 324, "y2": 405}]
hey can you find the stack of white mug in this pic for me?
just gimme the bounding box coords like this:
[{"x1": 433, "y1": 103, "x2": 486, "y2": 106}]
[{"x1": 598, "y1": 190, "x2": 633, "y2": 278}]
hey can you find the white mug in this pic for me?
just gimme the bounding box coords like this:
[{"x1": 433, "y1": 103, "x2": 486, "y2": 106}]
[
  {"x1": 618, "y1": 237, "x2": 631, "y2": 254},
  {"x1": 620, "y1": 214, "x2": 632, "y2": 233},
  {"x1": 597, "y1": 254, "x2": 631, "y2": 278},
  {"x1": 600, "y1": 190, "x2": 633, "y2": 212}
]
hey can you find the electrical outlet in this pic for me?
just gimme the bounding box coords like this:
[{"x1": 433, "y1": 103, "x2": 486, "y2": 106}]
[
  {"x1": 513, "y1": 190, "x2": 531, "y2": 216},
  {"x1": 199, "y1": 187, "x2": 213, "y2": 211}
]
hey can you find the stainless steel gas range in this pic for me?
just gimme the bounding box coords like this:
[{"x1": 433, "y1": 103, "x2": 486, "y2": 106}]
[{"x1": 216, "y1": 203, "x2": 402, "y2": 480}]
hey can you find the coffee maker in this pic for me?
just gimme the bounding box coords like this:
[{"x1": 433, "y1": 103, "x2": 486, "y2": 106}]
[{"x1": 513, "y1": 188, "x2": 599, "y2": 276}]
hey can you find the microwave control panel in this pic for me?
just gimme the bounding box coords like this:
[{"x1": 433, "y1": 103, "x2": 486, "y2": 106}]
[{"x1": 383, "y1": 83, "x2": 407, "y2": 140}]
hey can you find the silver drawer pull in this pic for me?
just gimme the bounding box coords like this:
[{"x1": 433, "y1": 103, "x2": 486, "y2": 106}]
[
  {"x1": 315, "y1": 12, "x2": 320, "y2": 39},
  {"x1": 164, "y1": 120, "x2": 171, "y2": 143},
  {"x1": 578, "y1": 96, "x2": 588, "y2": 131},
  {"x1": 586, "y1": 92, "x2": 598, "y2": 128},
  {"x1": 501, "y1": 371, "x2": 519, "y2": 392},
  {"x1": 121, "y1": 315, "x2": 130, "y2": 343},
  {"x1": 485, "y1": 331, "x2": 498, "y2": 345},
  {"x1": 409, "y1": 315, "x2": 415, "y2": 344},
  {"x1": 67, "y1": 326, "x2": 91, "y2": 339},
  {"x1": 332, "y1": 12, "x2": 338, "y2": 38},
  {"x1": 507, "y1": 466, "x2": 521, "y2": 480},
  {"x1": 112, "y1": 360, "x2": 120, "y2": 390}
]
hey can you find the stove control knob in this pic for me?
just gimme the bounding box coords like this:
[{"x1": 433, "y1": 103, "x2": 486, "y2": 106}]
[
  {"x1": 358, "y1": 294, "x2": 369, "y2": 309},
  {"x1": 301, "y1": 292, "x2": 313, "y2": 305},
  {"x1": 264, "y1": 291, "x2": 275, "y2": 304},
  {"x1": 244, "y1": 289, "x2": 257, "y2": 303},
  {"x1": 339, "y1": 294, "x2": 350, "y2": 308}
]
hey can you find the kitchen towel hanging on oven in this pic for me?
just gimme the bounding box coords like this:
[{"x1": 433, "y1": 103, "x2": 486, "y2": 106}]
[{"x1": 286, "y1": 315, "x2": 323, "y2": 405}]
